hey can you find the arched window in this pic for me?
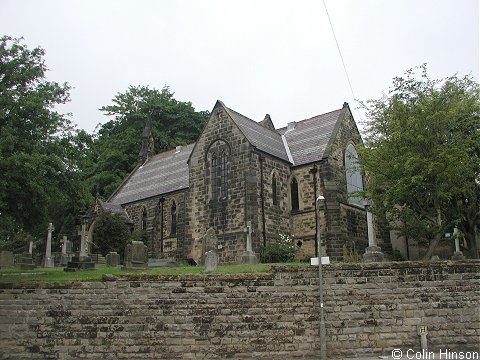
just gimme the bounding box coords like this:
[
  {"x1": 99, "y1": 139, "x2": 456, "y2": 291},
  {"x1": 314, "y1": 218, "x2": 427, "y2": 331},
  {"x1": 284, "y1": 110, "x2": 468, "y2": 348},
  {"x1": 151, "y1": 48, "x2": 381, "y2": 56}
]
[
  {"x1": 211, "y1": 150, "x2": 228, "y2": 200},
  {"x1": 211, "y1": 153, "x2": 218, "y2": 200},
  {"x1": 290, "y1": 177, "x2": 299, "y2": 211},
  {"x1": 345, "y1": 144, "x2": 364, "y2": 207},
  {"x1": 220, "y1": 151, "x2": 228, "y2": 199},
  {"x1": 170, "y1": 201, "x2": 177, "y2": 235},
  {"x1": 272, "y1": 174, "x2": 278, "y2": 206},
  {"x1": 141, "y1": 208, "x2": 147, "y2": 230}
]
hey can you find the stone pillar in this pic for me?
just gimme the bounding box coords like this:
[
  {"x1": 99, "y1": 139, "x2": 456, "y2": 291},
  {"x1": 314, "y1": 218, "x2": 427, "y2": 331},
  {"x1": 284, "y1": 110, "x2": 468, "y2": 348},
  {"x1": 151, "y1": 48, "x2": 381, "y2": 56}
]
[
  {"x1": 80, "y1": 222, "x2": 87, "y2": 259},
  {"x1": 451, "y1": 227, "x2": 465, "y2": 260},
  {"x1": 363, "y1": 202, "x2": 384, "y2": 262},
  {"x1": 240, "y1": 221, "x2": 258, "y2": 264},
  {"x1": 42, "y1": 223, "x2": 54, "y2": 268}
]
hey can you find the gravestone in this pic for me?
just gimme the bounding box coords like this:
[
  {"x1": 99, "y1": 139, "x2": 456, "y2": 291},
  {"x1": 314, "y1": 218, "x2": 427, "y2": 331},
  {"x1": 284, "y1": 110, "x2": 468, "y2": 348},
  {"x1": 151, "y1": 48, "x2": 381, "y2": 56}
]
[
  {"x1": 124, "y1": 241, "x2": 148, "y2": 269},
  {"x1": 42, "y1": 223, "x2": 55, "y2": 268},
  {"x1": 240, "y1": 221, "x2": 258, "y2": 264},
  {"x1": 106, "y1": 252, "x2": 121, "y2": 267},
  {"x1": 64, "y1": 226, "x2": 95, "y2": 271},
  {"x1": 203, "y1": 228, "x2": 218, "y2": 271},
  {"x1": 205, "y1": 250, "x2": 218, "y2": 271},
  {"x1": 148, "y1": 258, "x2": 178, "y2": 267},
  {"x1": 59, "y1": 236, "x2": 69, "y2": 266},
  {"x1": 451, "y1": 227, "x2": 465, "y2": 260},
  {"x1": 0, "y1": 251, "x2": 14, "y2": 269},
  {"x1": 18, "y1": 252, "x2": 36, "y2": 270},
  {"x1": 362, "y1": 202, "x2": 384, "y2": 262}
]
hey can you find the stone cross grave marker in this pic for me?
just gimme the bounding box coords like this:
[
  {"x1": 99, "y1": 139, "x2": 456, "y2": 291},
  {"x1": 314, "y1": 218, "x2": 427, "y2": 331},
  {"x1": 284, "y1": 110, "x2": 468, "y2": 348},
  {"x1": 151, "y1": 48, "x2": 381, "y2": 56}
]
[
  {"x1": 362, "y1": 201, "x2": 384, "y2": 262},
  {"x1": 240, "y1": 221, "x2": 258, "y2": 264},
  {"x1": 43, "y1": 223, "x2": 54, "y2": 268},
  {"x1": 204, "y1": 228, "x2": 218, "y2": 271}
]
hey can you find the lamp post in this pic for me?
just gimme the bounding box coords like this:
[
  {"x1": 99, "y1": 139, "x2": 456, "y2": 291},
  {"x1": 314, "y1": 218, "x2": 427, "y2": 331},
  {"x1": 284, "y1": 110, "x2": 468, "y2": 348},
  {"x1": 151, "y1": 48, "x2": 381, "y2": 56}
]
[{"x1": 316, "y1": 195, "x2": 326, "y2": 360}]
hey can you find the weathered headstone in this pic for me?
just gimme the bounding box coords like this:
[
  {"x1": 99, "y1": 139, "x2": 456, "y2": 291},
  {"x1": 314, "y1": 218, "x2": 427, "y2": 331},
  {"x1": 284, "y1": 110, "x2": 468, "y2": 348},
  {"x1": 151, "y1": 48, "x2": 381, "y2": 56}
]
[
  {"x1": 203, "y1": 228, "x2": 218, "y2": 271},
  {"x1": 59, "y1": 236, "x2": 69, "y2": 266},
  {"x1": 18, "y1": 252, "x2": 36, "y2": 270},
  {"x1": 148, "y1": 258, "x2": 178, "y2": 267},
  {"x1": 42, "y1": 223, "x2": 54, "y2": 268},
  {"x1": 362, "y1": 202, "x2": 384, "y2": 262},
  {"x1": 205, "y1": 250, "x2": 218, "y2": 271},
  {"x1": 240, "y1": 221, "x2": 258, "y2": 264},
  {"x1": 204, "y1": 228, "x2": 217, "y2": 253},
  {"x1": 0, "y1": 251, "x2": 14, "y2": 268},
  {"x1": 124, "y1": 241, "x2": 148, "y2": 269},
  {"x1": 28, "y1": 240, "x2": 33, "y2": 255},
  {"x1": 106, "y1": 252, "x2": 121, "y2": 267}
]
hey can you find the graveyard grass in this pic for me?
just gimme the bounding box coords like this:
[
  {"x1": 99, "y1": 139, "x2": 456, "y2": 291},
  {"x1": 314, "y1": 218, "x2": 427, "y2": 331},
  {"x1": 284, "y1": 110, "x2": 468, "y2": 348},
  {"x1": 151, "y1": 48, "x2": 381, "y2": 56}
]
[{"x1": 0, "y1": 263, "x2": 275, "y2": 282}]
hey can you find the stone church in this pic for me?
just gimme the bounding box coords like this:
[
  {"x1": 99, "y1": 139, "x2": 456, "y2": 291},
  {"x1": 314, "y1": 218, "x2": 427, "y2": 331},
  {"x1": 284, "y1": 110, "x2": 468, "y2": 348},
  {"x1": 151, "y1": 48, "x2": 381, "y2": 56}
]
[{"x1": 104, "y1": 100, "x2": 391, "y2": 263}]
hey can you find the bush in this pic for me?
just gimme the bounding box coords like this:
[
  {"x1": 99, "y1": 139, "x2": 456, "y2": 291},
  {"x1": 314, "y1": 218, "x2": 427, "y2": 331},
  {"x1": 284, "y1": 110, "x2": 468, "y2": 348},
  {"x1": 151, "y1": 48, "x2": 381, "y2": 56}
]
[
  {"x1": 92, "y1": 212, "x2": 131, "y2": 259},
  {"x1": 260, "y1": 233, "x2": 295, "y2": 263}
]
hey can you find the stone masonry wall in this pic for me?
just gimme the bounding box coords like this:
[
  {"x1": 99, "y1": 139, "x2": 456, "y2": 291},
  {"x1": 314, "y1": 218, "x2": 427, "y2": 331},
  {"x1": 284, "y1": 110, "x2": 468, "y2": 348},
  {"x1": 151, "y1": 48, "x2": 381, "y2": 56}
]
[
  {"x1": 123, "y1": 190, "x2": 187, "y2": 259},
  {"x1": 0, "y1": 261, "x2": 478, "y2": 359},
  {"x1": 186, "y1": 105, "x2": 253, "y2": 263}
]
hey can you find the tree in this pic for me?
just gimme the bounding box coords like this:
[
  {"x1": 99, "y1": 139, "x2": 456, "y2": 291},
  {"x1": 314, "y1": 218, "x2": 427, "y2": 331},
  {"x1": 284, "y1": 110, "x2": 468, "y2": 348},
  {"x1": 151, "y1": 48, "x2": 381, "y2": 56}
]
[
  {"x1": 358, "y1": 65, "x2": 479, "y2": 259},
  {"x1": 85, "y1": 86, "x2": 209, "y2": 198},
  {"x1": 92, "y1": 211, "x2": 131, "y2": 259},
  {"x1": 0, "y1": 36, "x2": 92, "y2": 241}
]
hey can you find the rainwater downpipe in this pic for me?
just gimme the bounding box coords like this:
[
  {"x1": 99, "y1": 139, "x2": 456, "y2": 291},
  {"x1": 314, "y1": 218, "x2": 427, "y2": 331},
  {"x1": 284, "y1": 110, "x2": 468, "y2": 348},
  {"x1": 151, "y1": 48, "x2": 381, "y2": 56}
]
[
  {"x1": 259, "y1": 154, "x2": 266, "y2": 247},
  {"x1": 159, "y1": 197, "x2": 165, "y2": 253},
  {"x1": 310, "y1": 164, "x2": 319, "y2": 257},
  {"x1": 316, "y1": 195, "x2": 326, "y2": 360}
]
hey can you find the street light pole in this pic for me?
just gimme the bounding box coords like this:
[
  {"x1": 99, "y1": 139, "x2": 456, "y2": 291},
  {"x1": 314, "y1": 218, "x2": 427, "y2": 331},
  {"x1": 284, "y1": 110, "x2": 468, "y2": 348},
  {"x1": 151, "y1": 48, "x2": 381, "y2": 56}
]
[{"x1": 316, "y1": 195, "x2": 326, "y2": 360}]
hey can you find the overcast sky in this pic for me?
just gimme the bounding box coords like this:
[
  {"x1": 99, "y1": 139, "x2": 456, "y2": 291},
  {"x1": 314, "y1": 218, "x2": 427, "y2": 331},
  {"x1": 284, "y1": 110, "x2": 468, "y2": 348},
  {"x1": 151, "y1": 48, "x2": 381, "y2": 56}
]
[{"x1": 2, "y1": 0, "x2": 479, "y2": 134}]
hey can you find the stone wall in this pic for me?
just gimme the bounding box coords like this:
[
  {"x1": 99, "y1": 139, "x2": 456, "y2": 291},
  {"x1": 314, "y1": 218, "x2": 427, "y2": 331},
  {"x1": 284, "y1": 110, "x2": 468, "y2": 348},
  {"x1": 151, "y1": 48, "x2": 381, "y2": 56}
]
[
  {"x1": 0, "y1": 261, "x2": 478, "y2": 359},
  {"x1": 123, "y1": 190, "x2": 187, "y2": 259},
  {"x1": 186, "y1": 105, "x2": 254, "y2": 263}
]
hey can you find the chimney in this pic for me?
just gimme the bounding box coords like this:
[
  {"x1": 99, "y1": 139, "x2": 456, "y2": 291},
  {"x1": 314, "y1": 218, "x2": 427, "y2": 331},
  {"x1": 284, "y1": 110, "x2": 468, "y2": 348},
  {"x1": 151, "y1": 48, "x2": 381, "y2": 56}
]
[{"x1": 287, "y1": 121, "x2": 296, "y2": 131}]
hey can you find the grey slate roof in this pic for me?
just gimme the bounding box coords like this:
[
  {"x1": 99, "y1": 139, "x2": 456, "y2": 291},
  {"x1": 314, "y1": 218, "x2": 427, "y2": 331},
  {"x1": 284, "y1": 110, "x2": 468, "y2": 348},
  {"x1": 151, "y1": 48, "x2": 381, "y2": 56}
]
[
  {"x1": 278, "y1": 107, "x2": 345, "y2": 165},
  {"x1": 99, "y1": 200, "x2": 133, "y2": 223},
  {"x1": 109, "y1": 143, "x2": 194, "y2": 205},
  {"x1": 222, "y1": 103, "x2": 290, "y2": 162},
  {"x1": 108, "y1": 102, "x2": 347, "y2": 206}
]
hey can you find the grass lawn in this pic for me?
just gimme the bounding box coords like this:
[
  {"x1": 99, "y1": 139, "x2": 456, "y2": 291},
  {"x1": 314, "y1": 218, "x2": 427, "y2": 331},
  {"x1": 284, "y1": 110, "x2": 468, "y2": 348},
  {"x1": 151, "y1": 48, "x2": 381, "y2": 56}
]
[{"x1": 0, "y1": 263, "x2": 275, "y2": 282}]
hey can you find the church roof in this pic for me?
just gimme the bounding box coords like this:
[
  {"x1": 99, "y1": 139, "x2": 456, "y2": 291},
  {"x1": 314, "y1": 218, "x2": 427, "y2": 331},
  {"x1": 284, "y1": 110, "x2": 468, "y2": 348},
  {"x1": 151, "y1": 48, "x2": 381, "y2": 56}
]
[
  {"x1": 108, "y1": 102, "x2": 349, "y2": 206},
  {"x1": 278, "y1": 107, "x2": 346, "y2": 165},
  {"x1": 109, "y1": 143, "x2": 194, "y2": 205},
  {"x1": 99, "y1": 200, "x2": 133, "y2": 223},
  {"x1": 221, "y1": 102, "x2": 290, "y2": 162}
]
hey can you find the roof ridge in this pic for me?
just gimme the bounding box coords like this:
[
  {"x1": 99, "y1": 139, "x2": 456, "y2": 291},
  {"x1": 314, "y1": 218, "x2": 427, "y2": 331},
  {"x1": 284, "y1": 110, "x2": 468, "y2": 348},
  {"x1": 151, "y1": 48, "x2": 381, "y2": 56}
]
[
  {"x1": 224, "y1": 105, "x2": 282, "y2": 138},
  {"x1": 276, "y1": 107, "x2": 344, "y2": 132},
  {"x1": 149, "y1": 142, "x2": 196, "y2": 159}
]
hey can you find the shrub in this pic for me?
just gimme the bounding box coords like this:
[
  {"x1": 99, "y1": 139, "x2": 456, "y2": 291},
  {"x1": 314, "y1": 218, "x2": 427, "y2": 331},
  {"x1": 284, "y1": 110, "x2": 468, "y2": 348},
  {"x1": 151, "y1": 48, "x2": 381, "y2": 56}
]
[
  {"x1": 92, "y1": 212, "x2": 131, "y2": 259},
  {"x1": 260, "y1": 233, "x2": 295, "y2": 263}
]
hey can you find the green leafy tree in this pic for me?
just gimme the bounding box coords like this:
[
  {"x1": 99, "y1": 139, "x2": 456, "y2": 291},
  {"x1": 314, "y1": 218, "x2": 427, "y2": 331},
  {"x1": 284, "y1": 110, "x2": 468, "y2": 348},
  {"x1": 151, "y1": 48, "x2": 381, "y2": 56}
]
[
  {"x1": 92, "y1": 211, "x2": 131, "y2": 258},
  {"x1": 0, "y1": 36, "x2": 92, "y2": 241},
  {"x1": 85, "y1": 86, "x2": 209, "y2": 198},
  {"x1": 358, "y1": 65, "x2": 480, "y2": 259}
]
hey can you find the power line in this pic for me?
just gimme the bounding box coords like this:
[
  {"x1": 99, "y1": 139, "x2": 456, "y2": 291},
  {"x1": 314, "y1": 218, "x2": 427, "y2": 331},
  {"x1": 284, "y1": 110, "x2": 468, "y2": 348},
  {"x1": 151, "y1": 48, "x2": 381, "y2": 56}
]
[{"x1": 322, "y1": 0, "x2": 363, "y2": 121}]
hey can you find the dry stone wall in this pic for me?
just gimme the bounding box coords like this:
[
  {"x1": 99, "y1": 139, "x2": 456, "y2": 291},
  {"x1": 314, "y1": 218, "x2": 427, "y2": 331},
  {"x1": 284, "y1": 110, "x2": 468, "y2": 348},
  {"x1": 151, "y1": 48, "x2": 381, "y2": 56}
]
[{"x1": 0, "y1": 261, "x2": 478, "y2": 359}]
